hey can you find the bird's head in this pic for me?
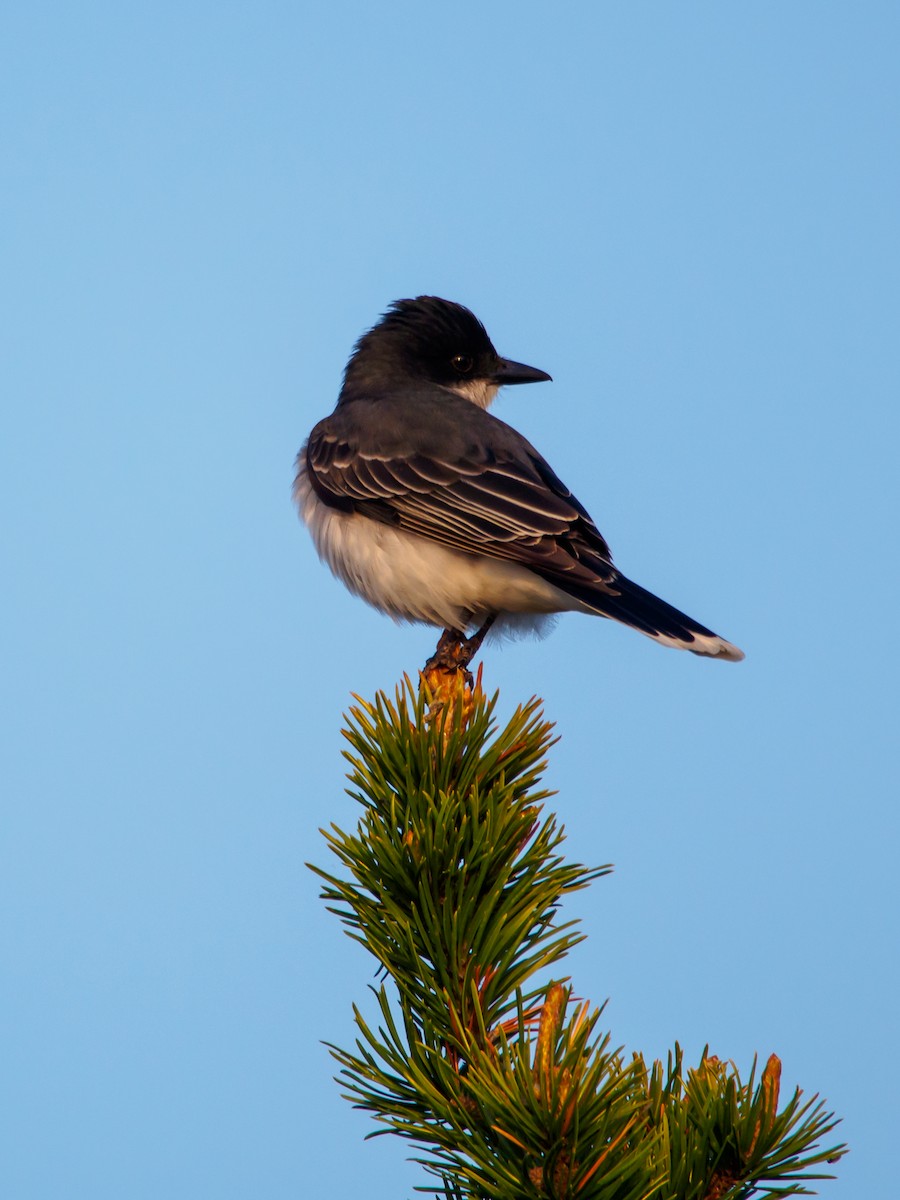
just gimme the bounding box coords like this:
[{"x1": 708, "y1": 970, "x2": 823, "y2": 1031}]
[{"x1": 341, "y1": 296, "x2": 551, "y2": 408}]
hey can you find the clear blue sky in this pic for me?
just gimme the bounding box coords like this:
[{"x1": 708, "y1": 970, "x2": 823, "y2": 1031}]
[{"x1": 2, "y1": 4, "x2": 896, "y2": 1197}]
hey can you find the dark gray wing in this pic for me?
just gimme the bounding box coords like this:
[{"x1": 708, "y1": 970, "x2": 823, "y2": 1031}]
[
  {"x1": 304, "y1": 398, "x2": 743, "y2": 659},
  {"x1": 305, "y1": 414, "x2": 619, "y2": 593}
]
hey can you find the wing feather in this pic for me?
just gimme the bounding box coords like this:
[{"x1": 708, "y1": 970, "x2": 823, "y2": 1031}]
[{"x1": 305, "y1": 422, "x2": 615, "y2": 589}]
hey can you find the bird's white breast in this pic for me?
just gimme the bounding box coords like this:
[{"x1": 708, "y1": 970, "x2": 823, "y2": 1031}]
[{"x1": 294, "y1": 451, "x2": 581, "y2": 635}]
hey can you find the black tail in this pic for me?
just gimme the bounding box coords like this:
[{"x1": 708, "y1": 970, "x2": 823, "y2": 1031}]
[{"x1": 560, "y1": 570, "x2": 744, "y2": 661}]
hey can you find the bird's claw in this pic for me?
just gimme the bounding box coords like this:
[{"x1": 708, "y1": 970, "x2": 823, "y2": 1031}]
[
  {"x1": 423, "y1": 629, "x2": 476, "y2": 686},
  {"x1": 423, "y1": 617, "x2": 495, "y2": 684}
]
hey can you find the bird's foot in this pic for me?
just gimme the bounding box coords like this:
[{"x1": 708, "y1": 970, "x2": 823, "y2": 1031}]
[
  {"x1": 421, "y1": 626, "x2": 492, "y2": 732},
  {"x1": 424, "y1": 629, "x2": 471, "y2": 677},
  {"x1": 420, "y1": 618, "x2": 495, "y2": 725},
  {"x1": 423, "y1": 617, "x2": 495, "y2": 680}
]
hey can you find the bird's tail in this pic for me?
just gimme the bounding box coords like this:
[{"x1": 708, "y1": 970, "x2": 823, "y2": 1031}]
[{"x1": 563, "y1": 571, "x2": 744, "y2": 662}]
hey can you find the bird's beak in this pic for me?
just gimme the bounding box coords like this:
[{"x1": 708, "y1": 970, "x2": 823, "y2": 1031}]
[{"x1": 493, "y1": 357, "x2": 552, "y2": 385}]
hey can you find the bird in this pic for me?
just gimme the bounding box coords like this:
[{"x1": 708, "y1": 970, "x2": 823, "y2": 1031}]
[{"x1": 294, "y1": 296, "x2": 744, "y2": 665}]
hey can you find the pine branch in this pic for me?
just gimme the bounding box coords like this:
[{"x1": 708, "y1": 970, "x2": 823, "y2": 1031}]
[{"x1": 310, "y1": 670, "x2": 846, "y2": 1199}]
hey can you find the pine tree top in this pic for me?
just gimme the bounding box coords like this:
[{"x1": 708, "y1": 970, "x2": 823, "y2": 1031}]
[{"x1": 309, "y1": 669, "x2": 846, "y2": 1199}]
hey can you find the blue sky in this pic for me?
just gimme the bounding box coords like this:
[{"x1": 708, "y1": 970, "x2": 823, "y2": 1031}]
[{"x1": 2, "y1": 4, "x2": 897, "y2": 1197}]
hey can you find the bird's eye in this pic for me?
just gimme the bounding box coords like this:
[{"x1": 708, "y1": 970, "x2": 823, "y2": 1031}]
[{"x1": 451, "y1": 354, "x2": 473, "y2": 374}]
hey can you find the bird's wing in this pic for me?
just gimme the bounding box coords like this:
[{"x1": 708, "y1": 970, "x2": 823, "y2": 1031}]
[
  {"x1": 305, "y1": 405, "x2": 744, "y2": 660},
  {"x1": 305, "y1": 418, "x2": 618, "y2": 590}
]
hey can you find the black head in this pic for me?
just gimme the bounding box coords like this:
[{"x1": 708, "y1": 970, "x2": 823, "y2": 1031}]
[{"x1": 340, "y1": 296, "x2": 551, "y2": 405}]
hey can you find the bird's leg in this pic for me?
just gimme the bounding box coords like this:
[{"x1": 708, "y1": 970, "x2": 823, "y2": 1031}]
[
  {"x1": 421, "y1": 617, "x2": 495, "y2": 723},
  {"x1": 424, "y1": 628, "x2": 469, "y2": 674},
  {"x1": 423, "y1": 615, "x2": 496, "y2": 676},
  {"x1": 460, "y1": 614, "x2": 496, "y2": 665}
]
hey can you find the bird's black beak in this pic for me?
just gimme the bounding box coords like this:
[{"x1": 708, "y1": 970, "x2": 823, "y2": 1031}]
[{"x1": 493, "y1": 357, "x2": 552, "y2": 385}]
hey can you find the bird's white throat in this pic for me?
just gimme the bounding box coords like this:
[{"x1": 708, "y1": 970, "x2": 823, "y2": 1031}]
[{"x1": 448, "y1": 379, "x2": 500, "y2": 409}]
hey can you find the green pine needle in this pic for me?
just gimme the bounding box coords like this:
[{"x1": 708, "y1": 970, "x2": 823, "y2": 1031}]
[{"x1": 310, "y1": 675, "x2": 846, "y2": 1198}]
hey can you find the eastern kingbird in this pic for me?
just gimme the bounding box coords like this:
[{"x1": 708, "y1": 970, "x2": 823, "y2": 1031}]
[{"x1": 295, "y1": 296, "x2": 744, "y2": 663}]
